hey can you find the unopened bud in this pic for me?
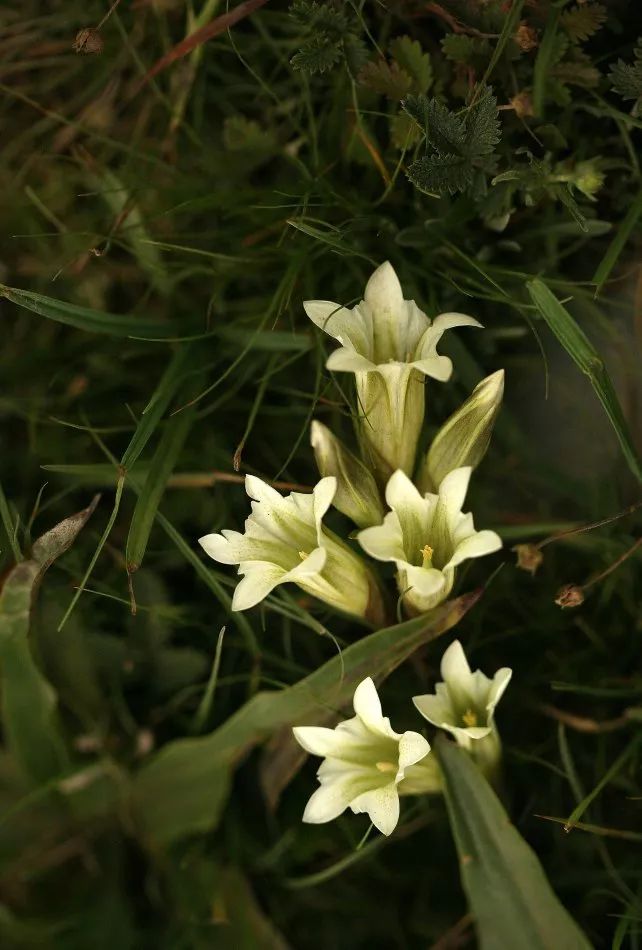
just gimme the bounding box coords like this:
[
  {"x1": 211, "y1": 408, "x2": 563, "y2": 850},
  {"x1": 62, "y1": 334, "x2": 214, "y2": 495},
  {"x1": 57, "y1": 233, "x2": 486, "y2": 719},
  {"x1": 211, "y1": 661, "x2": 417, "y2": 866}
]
[
  {"x1": 310, "y1": 421, "x2": 384, "y2": 528},
  {"x1": 555, "y1": 584, "x2": 584, "y2": 609},
  {"x1": 417, "y1": 369, "x2": 504, "y2": 493},
  {"x1": 513, "y1": 543, "x2": 543, "y2": 576}
]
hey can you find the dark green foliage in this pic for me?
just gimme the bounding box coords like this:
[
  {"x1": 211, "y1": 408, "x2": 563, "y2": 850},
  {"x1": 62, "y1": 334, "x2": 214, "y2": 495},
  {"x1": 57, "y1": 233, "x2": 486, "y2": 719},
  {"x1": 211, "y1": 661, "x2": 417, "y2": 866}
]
[
  {"x1": 404, "y1": 86, "x2": 500, "y2": 196},
  {"x1": 610, "y1": 37, "x2": 642, "y2": 114},
  {"x1": 289, "y1": 0, "x2": 366, "y2": 75},
  {"x1": 560, "y1": 3, "x2": 607, "y2": 43}
]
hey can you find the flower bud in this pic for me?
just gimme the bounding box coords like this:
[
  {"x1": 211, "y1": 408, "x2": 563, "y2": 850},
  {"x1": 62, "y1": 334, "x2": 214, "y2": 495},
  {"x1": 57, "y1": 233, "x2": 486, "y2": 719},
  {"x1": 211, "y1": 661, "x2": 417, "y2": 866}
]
[
  {"x1": 310, "y1": 421, "x2": 384, "y2": 529},
  {"x1": 417, "y1": 369, "x2": 504, "y2": 493}
]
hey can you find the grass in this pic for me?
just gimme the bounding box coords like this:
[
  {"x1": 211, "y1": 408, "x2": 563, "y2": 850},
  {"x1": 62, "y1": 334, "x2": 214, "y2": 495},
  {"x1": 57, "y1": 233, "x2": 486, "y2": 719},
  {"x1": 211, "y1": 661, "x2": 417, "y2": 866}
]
[{"x1": 1, "y1": 1, "x2": 642, "y2": 947}]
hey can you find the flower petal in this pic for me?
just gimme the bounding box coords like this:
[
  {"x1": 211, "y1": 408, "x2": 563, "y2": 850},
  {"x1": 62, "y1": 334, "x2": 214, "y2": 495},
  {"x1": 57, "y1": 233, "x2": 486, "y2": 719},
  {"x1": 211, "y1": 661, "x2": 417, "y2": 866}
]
[
  {"x1": 292, "y1": 725, "x2": 348, "y2": 758},
  {"x1": 301, "y1": 779, "x2": 356, "y2": 824},
  {"x1": 232, "y1": 562, "x2": 286, "y2": 610},
  {"x1": 350, "y1": 782, "x2": 400, "y2": 836},
  {"x1": 364, "y1": 261, "x2": 404, "y2": 317},
  {"x1": 412, "y1": 692, "x2": 454, "y2": 728},
  {"x1": 438, "y1": 467, "x2": 472, "y2": 518},
  {"x1": 326, "y1": 348, "x2": 375, "y2": 374},
  {"x1": 304, "y1": 300, "x2": 373, "y2": 358},
  {"x1": 446, "y1": 529, "x2": 503, "y2": 569},
  {"x1": 198, "y1": 530, "x2": 243, "y2": 565},
  {"x1": 282, "y1": 545, "x2": 327, "y2": 582},
  {"x1": 353, "y1": 677, "x2": 383, "y2": 728},
  {"x1": 397, "y1": 731, "x2": 431, "y2": 775},
  {"x1": 357, "y1": 512, "x2": 406, "y2": 563},
  {"x1": 402, "y1": 564, "x2": 446, "y2": 600},
  {"x1": 487, "y1": 667, "x2": 512, "y2": 718},
  {"x1": 441, "y1": 639, "x2": 471, "y2": 688}
]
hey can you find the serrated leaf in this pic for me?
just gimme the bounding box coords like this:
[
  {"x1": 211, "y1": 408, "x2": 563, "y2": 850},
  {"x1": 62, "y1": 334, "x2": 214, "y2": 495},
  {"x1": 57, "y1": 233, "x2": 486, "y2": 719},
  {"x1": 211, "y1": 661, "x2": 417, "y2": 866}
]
[
  {"x1": 437, "y1": 738, "x2": 593, "y2": 950},
  {"x1": 132, "y1": 591, "x2": 481, "y2": 846},
  {"x1": 426, "y1": 97, "x2": 470, "y2": 154},
  {"x1": 441, "y1": 34, "x2": 489, "y2": 66},
  {"x1": 389, "y1": 35, "x2": 432, "y2": 93},
  {"x1": 609, "y1": 39, "x2": 642, "y2": 102},
  {"x1": 462, "y1": 86, "x2": 501, "y2": 157},
  {"x1": 358, "y1": 58, "x2": 413, "y2": 100},
  {"x1": 560, "y1": 3, "x2": 607, "y2": 43},
  {"x1": 291, "y1": 37, "x2": 342, "y2": 74},
  {"x1": 407, "y1": 153, "x2": 474, "y2": 196}
]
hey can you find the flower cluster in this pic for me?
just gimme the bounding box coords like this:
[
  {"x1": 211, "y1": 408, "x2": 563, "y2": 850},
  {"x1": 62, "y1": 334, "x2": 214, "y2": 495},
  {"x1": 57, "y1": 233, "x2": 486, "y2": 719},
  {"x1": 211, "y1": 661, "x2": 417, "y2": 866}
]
[
  {"x1": 197, "y1": 262, "x2": 513, "y2": 836},
  {"x1": 199, "y1": 262, "x2": 504, "y2": 624},
  {"x1": 292, "y1": 640, "x2": 511, "y2": 835}
]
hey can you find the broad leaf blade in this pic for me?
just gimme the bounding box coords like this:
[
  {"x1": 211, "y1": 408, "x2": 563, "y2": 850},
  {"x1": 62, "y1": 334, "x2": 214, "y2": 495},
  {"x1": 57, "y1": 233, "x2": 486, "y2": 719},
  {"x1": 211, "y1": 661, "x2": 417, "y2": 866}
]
[
  {"x1": 437, "y1": 738, "x2": 593, "y2": 950},
  {"x1": 0, "y1": 498, "x2": 98, "y2": 783},
  {"x1": 527, "y1": 278, "x2": 642, "y2": 484},
  {"x1": 132, "y1": 590, "x2": 481, "y2": 846}
]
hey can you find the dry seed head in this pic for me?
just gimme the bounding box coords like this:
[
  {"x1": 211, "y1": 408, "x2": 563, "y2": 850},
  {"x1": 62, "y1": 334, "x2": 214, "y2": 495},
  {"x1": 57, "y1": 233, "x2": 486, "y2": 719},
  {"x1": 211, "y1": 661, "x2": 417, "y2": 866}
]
[
  {"x1": 73, "y1": 28, "x2": 104, "y2": 54},
  {"x1": 555, "y1": 584, "x2": 585, "y2": 609},
  {"x1": 513, "y1": 543, "x2": 543, "y2": 576}
]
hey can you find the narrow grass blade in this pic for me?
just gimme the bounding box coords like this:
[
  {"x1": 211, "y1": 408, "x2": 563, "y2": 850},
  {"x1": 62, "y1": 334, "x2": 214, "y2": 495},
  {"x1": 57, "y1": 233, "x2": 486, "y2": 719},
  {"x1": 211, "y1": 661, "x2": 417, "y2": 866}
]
[
  {"x1": 131, "y1": 590, "x2": 481, "y2": 846},
  {"x1": 121, "y1": 345, "x2": 191, "y2": 470},
  {"x1": 532, "y1": 8, "x2": 561, "y2": 118},
  {"x1": 592, "y1": 185, "x2": 642, "y2": 293},
  {"x1": 1, "y1": 285, "x2": 176, "y2": 338},
  {"x1": 125, "y1": 408, "x2": 195, "y2": 573},
  {"x1": 57, "y1": 480, "x2": 125, "y2": 632},
  {"x1": 527, "y1": 278, "x2": 642, "y2": 483},
  {"x1": 0, "y1": 480, "x2": 22, "y2": 563},
  {"x1": 192, "y1": 626, "x2": 226, "y2": 733},
  {"x1": 436, "y1": 738, "x2": 592, "y2": 950},
  {"x1": 0, "y1": 498, "x2": 98, "y2": 783}
]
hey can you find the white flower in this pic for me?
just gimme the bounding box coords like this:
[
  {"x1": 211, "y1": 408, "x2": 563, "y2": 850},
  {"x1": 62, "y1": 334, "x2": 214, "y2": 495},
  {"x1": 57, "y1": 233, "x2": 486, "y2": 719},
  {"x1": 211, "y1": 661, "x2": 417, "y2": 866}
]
[
  {"x1": 199, "y1": 475, "x2": 384, "y2": 624},
  {"x1": 417, "y1": 369, "x2": 504, "y2": 493},
  {"x1": 304, "y1": 262, "x2": 480, "y2": 480},
  {"x1": 413, "y1": 639, "x2": 512, "y2": 751},
  {"x1": 293, "y1": 677, "x2": 431, "y2": 836},
  {"x1": 357, "y1": 467, "x2": 502, "y2": 614}
]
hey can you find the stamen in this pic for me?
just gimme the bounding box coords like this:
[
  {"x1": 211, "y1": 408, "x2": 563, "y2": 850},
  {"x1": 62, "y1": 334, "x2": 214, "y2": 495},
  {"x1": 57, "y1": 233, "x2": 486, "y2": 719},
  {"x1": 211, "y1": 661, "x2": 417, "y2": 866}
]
[
  {"x1": 375, "y1": 761, "x2": 397, "y2": 774},
  {"x1": 421, "y1": 544, "x2": 433, "y2": 561},
  {"x1": 298, "y1": 550, "x2": 308, "y2": 560},
  {"x1": 462, "y1": 709, "x2": 478, "y2": 727}
]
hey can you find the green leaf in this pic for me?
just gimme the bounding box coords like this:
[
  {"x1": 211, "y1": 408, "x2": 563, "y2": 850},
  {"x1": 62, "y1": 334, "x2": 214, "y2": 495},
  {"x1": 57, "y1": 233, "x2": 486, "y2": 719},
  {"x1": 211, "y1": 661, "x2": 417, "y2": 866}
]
[
  {"x1": 389, "y1": 36, "x2": 432, "y2": 93},
  {"x1": 437, "y1": 738, "x2": 593, "y2": 950},
  {"x1": 441, "y1": 34, "x2": 490, "y2": 66},
  {"x1": 532, "y1": 8, "x2": 562, "y2": 117},
  {"x1": 592, "y1": 184, "x2": 642, "y2": 291},
  {"x1": 609, "y1": 38, "x2": 642, "y2": 104},
  {"x1": 527, "y1": 278, "x2": 642, "y2": 484},
  {"x1": 358, "y1": 59, "x2": 413, "y2": 100},
  {"x1": 407, "y1": 153, "x2": 474, "y2": 196},
  {"x1": 0, "y1": 285, "x2": 176, "y2": 339},
  {"x1": 126, "y1": 408, "x2": 195, "y2": 573},
  {"x1": 131, "y1": 590, "x2": 481, "y2": 846},
  {"x1": 121, "y1": 345, "x2": 192, "y2": 470},
  {"x1": 560, "y1": 3, "x2": 607, "y2": 43},
  {"x1": 462, "y1": 86, "x2": 501, "y2": 158},
  {"x1": 0, "y1": 499, "x2": 98, "y2": 783}
]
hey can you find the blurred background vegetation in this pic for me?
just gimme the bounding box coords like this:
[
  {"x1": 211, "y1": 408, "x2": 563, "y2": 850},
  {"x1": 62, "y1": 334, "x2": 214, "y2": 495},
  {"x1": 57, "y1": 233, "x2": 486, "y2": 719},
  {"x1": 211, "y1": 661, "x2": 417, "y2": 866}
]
[{"x1": 1, "y1": 0, "x2": 642, "y2": 946}]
